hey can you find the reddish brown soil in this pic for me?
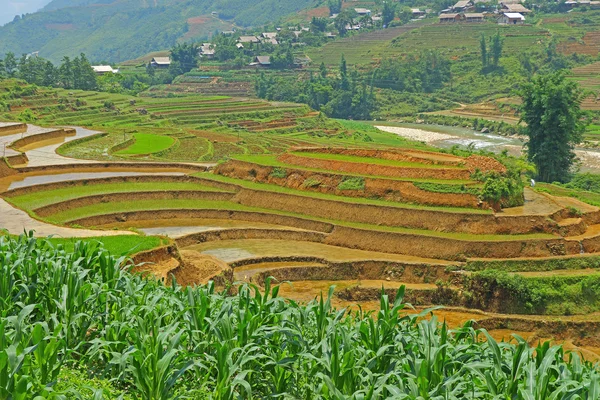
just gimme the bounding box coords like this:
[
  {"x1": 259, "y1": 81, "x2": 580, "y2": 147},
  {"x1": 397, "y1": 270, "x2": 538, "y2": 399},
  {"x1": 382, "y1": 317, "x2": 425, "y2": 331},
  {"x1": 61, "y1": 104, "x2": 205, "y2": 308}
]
[
  {"x1": 216, "y1": 159, "x2": 483, "y2": 208},
  {"x1": 278, "y1": 153, "x2": 473, "y2": 181}
]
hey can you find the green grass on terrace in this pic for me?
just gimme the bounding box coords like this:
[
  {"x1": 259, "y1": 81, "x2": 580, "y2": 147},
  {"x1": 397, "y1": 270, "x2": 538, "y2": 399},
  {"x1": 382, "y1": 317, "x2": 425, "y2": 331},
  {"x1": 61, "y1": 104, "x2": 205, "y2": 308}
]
[
  {"x1": 197, "y1": 172, "x2": 489, "y2": 214},
  {"x1": 535, "y1": 183, "x2": 600, "y2": 208},
  {"x1": 230, "y1": 154, "x2": 477, "y2": 185},
  {"x1": 46, "y1": 198, "x2": 552, "y2": 241},
  {"x1": 5, "y1": 181, "x2": 229, "y2": 210},
  {"x1": 1, "y1": 233, "x2": 166, "y2": 256},
  {"x1": 290, "y1": 151, "x2": 464, "y2": 169},
  {"x1": 116, "y1": 133, "x2": 175, "y2": 155}
]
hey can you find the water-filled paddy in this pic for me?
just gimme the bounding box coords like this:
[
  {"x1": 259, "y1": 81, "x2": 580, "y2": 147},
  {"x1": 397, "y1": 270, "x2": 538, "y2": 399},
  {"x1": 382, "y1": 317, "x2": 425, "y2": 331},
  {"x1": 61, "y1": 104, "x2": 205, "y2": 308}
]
[
  {"x1": 186, "y1": 238, "x2": 453, "y2": 264},
  {"x1": 103, "y1": 218, "x2": 291, "y2": 238}
]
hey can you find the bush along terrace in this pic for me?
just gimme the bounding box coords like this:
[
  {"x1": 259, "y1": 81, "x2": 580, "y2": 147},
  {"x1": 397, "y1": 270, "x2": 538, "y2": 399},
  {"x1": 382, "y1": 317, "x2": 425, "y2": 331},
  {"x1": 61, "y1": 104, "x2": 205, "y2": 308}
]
[{"x1": 3, "y1": 233, "x2": 600, "y2": 398}]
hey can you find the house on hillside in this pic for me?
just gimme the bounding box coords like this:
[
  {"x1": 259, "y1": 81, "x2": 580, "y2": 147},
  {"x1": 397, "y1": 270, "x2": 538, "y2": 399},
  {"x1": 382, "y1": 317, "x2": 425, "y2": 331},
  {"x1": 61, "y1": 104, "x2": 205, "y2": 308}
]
[
  {"x1": 150, "y1": 57, "x2": 171, "y2": 68},
  {"x1": 199, "y1": 43, "x2": 215, "y2": 59},
  {"x1": 452, "y1": 0, "x2": 473, "y2": 11},
  {"x1": 499, "y1": 12, "x2": 525, "y2": 24},
  {"x1": 252, "y1": 56, "x2": 271, "y2": 67},
  {"x1": 238, "y1": 35, "x2": 260, "y2": 43},
  {"x1": 325, "y1": 32, "x2": 337, "y2": 39},
  {"x1": 439, "y1": 13, "x2": 462, "y2": 23},
  {"x1": 464, "y1": 13, "x2": 484, "y2": 22},
  {"x1": 354, "y1": 8, "x2": 371, "y2": 15},
  {"x1": 412, "y1": 8, "x2": 426, "y2": 16},
  {"x1": 92, "y1": 65, "x2": 119, "y2": 74},
  {"x1": 501, "y1": 3, "x2": 531, "y2": 13}
]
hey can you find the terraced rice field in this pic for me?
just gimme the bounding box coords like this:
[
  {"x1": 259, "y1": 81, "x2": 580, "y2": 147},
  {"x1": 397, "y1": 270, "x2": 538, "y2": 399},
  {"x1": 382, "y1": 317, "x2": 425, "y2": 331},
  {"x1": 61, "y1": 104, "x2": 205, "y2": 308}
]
[
  {"x1": 4, "y1": 88, "x2": 600, "y2": 358},
  {"x1": 0, "y1": 80, "x2": 413, "y2": 163}
]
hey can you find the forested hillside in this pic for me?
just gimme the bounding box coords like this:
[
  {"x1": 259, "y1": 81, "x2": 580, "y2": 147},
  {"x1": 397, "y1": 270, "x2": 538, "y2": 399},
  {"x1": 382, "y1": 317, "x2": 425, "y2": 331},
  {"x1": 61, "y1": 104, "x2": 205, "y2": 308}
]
[{"x1": 0, "y1": 0, "x2": 320, "y2": 62}]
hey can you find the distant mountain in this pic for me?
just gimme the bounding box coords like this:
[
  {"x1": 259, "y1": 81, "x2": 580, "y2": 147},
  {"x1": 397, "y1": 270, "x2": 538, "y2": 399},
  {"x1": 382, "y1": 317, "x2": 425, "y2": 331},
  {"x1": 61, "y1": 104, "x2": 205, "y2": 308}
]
[
  {"x1": 0, "y1": 0, "x2": 320, "y2": 63},
  {"x1": 0, "y1": 0, "x2": 52, "y2": 26}
]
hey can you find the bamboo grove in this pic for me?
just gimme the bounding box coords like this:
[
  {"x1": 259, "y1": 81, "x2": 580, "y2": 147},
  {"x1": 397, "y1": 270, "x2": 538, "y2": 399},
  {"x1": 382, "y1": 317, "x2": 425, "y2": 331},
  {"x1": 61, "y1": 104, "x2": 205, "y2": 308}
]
[{"x1": 1, "y1": 233, "x2": 600, "y2": 399}]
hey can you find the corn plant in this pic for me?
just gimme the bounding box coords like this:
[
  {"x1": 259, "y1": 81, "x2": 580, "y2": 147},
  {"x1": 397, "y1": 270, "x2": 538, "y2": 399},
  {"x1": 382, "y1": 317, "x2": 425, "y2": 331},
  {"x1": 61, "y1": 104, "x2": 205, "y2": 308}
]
[{"x1": 1, "y1": 232, "x2": 600, "y2": 399}]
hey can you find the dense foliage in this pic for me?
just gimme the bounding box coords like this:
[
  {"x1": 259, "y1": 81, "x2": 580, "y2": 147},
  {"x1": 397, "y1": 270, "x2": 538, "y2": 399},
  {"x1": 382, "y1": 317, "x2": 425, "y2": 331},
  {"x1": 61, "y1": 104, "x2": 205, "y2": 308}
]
[
  {"x1": 0, "y1": 53, "x2": 98, "y2": 91},
  {"x1": 255, "y1": 56, "x2": 375, "y2": 119},
  {"x1": 3, "y1": 233, "x2": 600, "y2": 398},
  {"x1": 520, "y1": 72, "x2": 587, "y2": 183},
  {"x1": 373, "y1": 52, "x2": 451, "y2": 93}
]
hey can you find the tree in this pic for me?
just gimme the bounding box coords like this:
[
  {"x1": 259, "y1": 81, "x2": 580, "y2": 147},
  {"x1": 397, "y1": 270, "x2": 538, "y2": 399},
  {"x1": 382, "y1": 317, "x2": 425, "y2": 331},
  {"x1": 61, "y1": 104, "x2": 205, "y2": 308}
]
[
  {"x1": 382, "y1": 2, "x2": 396, "y2": 26},
  {"x1": 319, "y1": 62, "x2": 328, "y2": 79},
  {"x1": 520, "y1": 72, "x2": 587, "y2": 183},
  {"x1": 328, "y1": 0, "x2": 342, "y2": 15},
  {"x1": 4, "y1": 52, "x2": 17, "y2": 77},
  {"x1": 310, "y1": 17, "x2": 328, "y2": 32},
  {"x1": 490, "y1": 31, "x2": 503, "y2": 67},
  {"x1": 339, "y1": 54, "x2": 349, "y2": 90},
  {"x1": 480, "y1": 34, "x2": 488, "y2": 68},
  {"x1": 170, "y1": 42, "x2": 199, "y2": 74}
]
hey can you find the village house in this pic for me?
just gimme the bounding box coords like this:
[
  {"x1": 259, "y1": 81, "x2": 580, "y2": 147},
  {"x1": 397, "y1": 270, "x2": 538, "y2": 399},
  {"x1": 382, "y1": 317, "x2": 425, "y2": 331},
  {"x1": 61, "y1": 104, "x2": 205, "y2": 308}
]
[
  {"x1": 412, "y1": 8, "x2": 426, "y2": 17},
  {"x1": 439, "y1": 13, "x2": 462, "y2": 23},
  {"x1": 324, "y1": 32, "x2": 337, "y2": 39},
  {"x1": 150, "y1": 57, "x2": 171, "y2": 68},
  {"x1": 252, "y1": 56, "x2": 271, "y2": 67},
  {"x1": 261, "y1": 33, "x2": 278, "y2": 45},
  {"x1": 238, "y1": 35, "x2": 260, "y2": 43},
  {"x1": 499, "y1": 12, "x2": 525, "y2": 24},
  {"x1": 464, "y1": 13, "x2": 484, "y2": 22},
  {"x1": 501, "y1": 3, "x2": 531, "y2": 13},
  {"x1": 354, "y1": 8, "x2": 371, "y2": 15},
  {"x1": 452, "y1": 0, "x2": 473, "y2": 11},
  {"x1": 199, "y1": 43, "x2": 215, "y2": 59},
  {"x1": 92, "y1": 65, "x2": 118, "y2": 74}
]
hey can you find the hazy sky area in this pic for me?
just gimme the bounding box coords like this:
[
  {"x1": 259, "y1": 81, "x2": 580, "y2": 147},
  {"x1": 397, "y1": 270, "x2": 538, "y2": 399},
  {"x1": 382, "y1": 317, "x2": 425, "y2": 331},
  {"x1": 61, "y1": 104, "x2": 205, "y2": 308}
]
[{"x1": 0, "y1": 0, "x2": 51, "y2": 26}]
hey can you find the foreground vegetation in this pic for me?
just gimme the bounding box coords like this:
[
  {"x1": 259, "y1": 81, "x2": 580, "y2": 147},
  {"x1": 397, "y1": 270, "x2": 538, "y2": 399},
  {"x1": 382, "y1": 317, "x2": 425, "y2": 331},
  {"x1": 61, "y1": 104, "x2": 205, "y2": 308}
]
[{"x1": 2, "y1": 233, "x2": 600, "y2": 398}]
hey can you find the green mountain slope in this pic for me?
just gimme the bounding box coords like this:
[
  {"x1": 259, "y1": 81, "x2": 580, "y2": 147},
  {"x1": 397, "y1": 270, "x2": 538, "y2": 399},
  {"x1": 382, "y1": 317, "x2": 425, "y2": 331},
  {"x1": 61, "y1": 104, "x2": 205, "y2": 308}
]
[{"x1": 0, "y1": 0, "x2": 320, "y2": 63}]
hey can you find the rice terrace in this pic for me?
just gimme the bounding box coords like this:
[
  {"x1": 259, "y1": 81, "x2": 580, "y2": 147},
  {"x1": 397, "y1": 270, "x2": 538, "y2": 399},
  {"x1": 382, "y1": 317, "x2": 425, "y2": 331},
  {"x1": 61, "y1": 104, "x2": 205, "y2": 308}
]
[{"x1": 7, "y1": 0, "x2": 600, "y2": 398}]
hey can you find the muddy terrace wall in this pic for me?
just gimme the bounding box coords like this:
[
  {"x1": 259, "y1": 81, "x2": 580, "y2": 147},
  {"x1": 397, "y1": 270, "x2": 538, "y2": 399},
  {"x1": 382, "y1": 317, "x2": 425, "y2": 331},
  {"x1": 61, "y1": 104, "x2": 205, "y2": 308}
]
[
  {"x1": 278, "y1": 153, "x2": 473, "y2": 181},
  {"x1": 244, "y1": 259, "x2": 452, "y2": 284},
  {"x1": 338, "y1": 286, "x2": 460, "y2": 307},
  {"x1": 0, "y1": 123, "x2": 27, "y2": 135},
  {"x1": 231, "y1": 187, "x2": 558, "y2": 235},
  {"x1": 9, "y1": 128, "x2": 76, "y2": 150},
  {"x1": 175, "y1": 228, "x2": 328, "y2": 248},
  {"x1": 174, "y1": 226, "x2": 583, "y2": 261},
  {"x1": 0, "y1": 158, "x2": 18, "y2": 177},
  {"x1": 1, "y1": 175, "x2": 236, "y2": 197},
  {"x1": 216, "y1": 159, "x2": 484, "y2": 209},
  {"x1": 33, "y1": 191, "x2": 236, "y2": 217},
  {"x1": 6, "y1": 153, "x2": 28, "y2": 166},
  {"x1": 293, "y1": 147, "x2": 463, "y2": 166},
  {"x1": 325, "y1": 226, "x2": 581, "y2": 261},
  {"x1": 68, "y1": 209, "x2": 334, "y2": 233},
  {"x1": 16, "y1": 162, "x2": 208, "y2": 174}
]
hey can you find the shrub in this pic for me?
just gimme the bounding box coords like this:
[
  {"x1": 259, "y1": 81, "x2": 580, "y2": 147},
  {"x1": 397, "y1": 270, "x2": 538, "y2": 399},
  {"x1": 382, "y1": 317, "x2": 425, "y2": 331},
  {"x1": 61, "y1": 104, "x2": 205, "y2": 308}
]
[
  {"x1": 337, "y1": 177, "x2": 365, "y2": 191},
  {"x1": 270, "y1": 167, "x2": 287, "y2": 179},
  {"x1": 302, "y1": 177, "x2": 321, "y2": 188}
]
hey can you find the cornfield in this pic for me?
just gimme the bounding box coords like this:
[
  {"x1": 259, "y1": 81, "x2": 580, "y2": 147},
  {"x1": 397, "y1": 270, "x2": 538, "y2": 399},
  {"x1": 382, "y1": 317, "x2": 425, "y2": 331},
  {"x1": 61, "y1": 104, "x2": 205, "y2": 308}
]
[{"x1": 1, "y1": 232, "x2": 599, "y2": 399}]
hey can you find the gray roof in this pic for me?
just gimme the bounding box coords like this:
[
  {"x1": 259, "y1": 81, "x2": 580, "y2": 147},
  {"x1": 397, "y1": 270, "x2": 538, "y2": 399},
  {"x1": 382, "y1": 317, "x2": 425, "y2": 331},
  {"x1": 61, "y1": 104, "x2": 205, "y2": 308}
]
[
  {"x1": 255, "y1": 56, "x2": 271, "y2": 65},
  {"x1": 152, "y1": 57, "x2": 171, "y2": 65}
]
